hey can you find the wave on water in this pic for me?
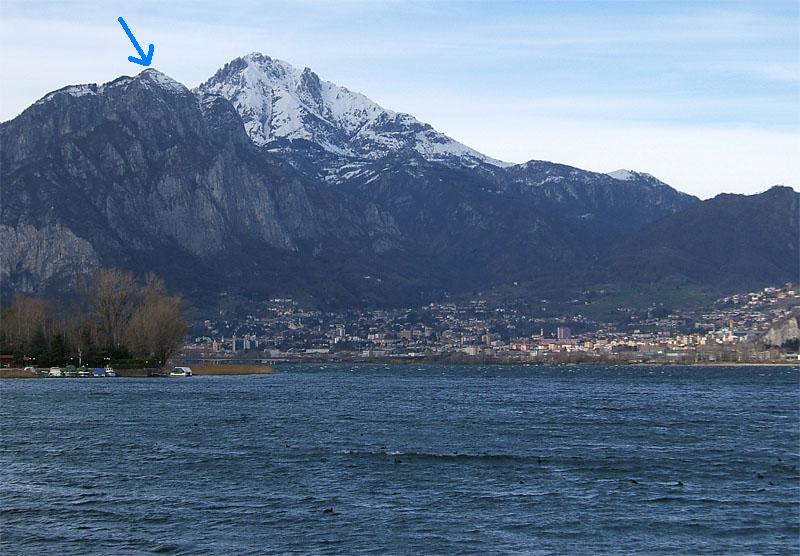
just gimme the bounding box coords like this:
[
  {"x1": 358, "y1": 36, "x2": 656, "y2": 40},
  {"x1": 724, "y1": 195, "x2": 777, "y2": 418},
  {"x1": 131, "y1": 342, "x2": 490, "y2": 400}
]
[{"x1": 339, "y1": 449, "x2": 551, "y2": 464}]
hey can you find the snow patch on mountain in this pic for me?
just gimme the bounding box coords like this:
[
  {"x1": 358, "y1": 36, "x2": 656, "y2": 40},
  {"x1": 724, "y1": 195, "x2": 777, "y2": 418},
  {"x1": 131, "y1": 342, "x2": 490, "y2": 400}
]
[
  {"x1": 608, "y1": 169, "x2": 635, "y2": 181},
  {"x1": 35, "y1": 83, "x2": 105, "y2": 105}
]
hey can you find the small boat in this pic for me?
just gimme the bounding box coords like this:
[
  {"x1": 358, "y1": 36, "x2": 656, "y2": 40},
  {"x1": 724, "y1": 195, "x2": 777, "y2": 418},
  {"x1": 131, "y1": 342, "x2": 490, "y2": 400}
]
[
  {"x1": 169, "y1": 366, "x2": 193, "y2": 377},
  {"x1": 104, "y1": 366, "x2": 116, "y2": 377},
  {"x1": 77, "y1": 367, "x2": 92, "y2": 378},
  {"x1": 47, "y1": 367, "x2": 63, "y2": 378}
]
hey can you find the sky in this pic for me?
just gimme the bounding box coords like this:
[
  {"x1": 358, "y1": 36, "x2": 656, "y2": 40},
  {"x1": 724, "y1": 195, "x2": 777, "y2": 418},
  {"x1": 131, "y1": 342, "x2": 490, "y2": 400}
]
[{"x1": 1, "y1": 0, "x2": 798, "y2": 198}]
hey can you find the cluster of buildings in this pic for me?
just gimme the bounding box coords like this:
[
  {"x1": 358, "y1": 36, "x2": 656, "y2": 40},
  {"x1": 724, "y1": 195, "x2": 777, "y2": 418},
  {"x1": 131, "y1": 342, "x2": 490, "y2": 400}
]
[{"x1": 179, "y1": 284, "x2": 799, "y2": 365}]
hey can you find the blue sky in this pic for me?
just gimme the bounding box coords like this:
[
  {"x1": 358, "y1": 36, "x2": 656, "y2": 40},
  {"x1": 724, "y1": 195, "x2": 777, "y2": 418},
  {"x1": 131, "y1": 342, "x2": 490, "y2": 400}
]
[{"x1": 1, "y1": 0, "x2": 797, "y2": 197}]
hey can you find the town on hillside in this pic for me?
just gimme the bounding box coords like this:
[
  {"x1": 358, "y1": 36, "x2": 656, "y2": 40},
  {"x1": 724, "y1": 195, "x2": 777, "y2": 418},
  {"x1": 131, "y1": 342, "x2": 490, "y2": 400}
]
[{"x1": 180, "y1": 283, "x2": 800, "y2": 365}]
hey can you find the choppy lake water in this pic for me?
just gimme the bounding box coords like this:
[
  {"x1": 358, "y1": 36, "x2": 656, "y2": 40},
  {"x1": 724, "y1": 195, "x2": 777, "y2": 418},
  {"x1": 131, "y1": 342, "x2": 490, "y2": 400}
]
[{"x1": 1, "y1": 364, "x2": 798, "y2": 554}]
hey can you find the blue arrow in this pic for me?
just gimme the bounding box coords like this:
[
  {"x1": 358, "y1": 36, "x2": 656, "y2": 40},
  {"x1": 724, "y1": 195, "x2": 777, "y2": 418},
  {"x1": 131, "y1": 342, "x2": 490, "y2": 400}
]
[{"x1": 117, "y1": 16, "x2": 154, "y2": 66}]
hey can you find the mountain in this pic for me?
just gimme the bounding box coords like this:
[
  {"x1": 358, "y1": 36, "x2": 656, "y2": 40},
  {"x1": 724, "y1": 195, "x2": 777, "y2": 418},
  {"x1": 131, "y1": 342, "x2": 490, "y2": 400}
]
[
  {"x1": 0, "y1": 70, "x2": 390, "y2": 302},
  {"x1": 604, "y1": 185, "x2": 800, "y2": 291},
  {"x1": 3, "y1": 56, "x2": 782, "y2": 312},
  {"x1": 198, "y1": 53, "x2": 696, "y2": 234},
  {"x1": 0, "y1": 69, "x2": 596, "y2": 306}
]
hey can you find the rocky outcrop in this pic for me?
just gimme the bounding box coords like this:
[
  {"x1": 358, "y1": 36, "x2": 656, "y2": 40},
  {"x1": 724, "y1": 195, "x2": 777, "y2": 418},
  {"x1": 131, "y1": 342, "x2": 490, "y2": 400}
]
[
  {"x1": 0, "y1": 223, "x2": 99, "y2": 293},
  {"x1": 762, "y1": 314, "x2": 800, "y2": 348}
]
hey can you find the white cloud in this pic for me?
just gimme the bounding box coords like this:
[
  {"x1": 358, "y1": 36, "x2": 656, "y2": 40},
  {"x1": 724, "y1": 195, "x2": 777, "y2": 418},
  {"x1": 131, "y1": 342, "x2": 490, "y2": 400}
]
[{"x1": 718, "y1": 61, "x2": 800, "y2": 83}]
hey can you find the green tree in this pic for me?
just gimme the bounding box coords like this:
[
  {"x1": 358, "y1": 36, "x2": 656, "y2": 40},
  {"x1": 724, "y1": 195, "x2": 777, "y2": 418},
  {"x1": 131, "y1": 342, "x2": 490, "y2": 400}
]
[
  {"x1": 50, "y1": 334, "x2": 67, "y2": 366},
  {"x1": 29, "y1": 328, "x2": 49, "y2": 366}
]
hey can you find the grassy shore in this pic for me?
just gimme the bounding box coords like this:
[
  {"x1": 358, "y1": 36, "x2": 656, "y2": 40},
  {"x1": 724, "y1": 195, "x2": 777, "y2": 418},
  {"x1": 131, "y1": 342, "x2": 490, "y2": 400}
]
[
  {"x1": 0, "y1": 369, "x2": 39, "y2": 379},
  {"x1": 190, "y1": 364, "x2": 273, "y2": 375},
  {"x1": 113, "y1": 365, "x2": 274, "y2": 376}
]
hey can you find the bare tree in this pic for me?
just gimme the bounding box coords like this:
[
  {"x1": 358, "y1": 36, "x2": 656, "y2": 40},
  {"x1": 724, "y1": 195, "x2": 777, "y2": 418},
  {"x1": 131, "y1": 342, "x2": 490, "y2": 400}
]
[
  {"x1": 0, "y1": 297, "x2": 50, "y2": 350},
  {"x1": 86, "y1": 269, "x2": 139, "y2": 348},
  {"x1": 142, "y1": 272, "x2": 166, "y2": 298},
  {"x1": 125, "y1": 292, "x2": 187, "y2": 366},
  {"x1": 3, "y1": 269, "x2": 187, "y2": 367}
]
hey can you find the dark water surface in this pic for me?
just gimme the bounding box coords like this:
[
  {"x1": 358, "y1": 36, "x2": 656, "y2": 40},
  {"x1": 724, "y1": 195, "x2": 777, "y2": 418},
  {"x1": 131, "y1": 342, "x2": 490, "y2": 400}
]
[{"x1": 1, "y1": 365, "x2": 798, "y2": 554}]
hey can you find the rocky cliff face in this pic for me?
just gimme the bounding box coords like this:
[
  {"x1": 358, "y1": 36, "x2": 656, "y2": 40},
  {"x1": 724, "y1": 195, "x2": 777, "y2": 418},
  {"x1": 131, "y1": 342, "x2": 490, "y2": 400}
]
[{"x1": 0, "y1": 223, "x2": 99, "y2": 294}]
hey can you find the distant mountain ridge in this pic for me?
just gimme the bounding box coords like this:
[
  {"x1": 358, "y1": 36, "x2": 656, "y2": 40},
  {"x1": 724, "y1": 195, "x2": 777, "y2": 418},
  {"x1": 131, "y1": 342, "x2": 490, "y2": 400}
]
[
  {"x1": 495, "y1": 161, "x2": 693, "y2": 233},
  {"x1": 1, "y1": 56, "x2": 791, "y2": 310},
  {"x1": 605, "y1": 185, "x2": 800, "y2": 291}
]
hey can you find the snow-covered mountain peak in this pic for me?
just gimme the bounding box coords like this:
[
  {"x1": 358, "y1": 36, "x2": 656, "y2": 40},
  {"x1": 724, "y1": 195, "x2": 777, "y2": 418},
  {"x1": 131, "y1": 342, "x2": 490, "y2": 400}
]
[
  {"x1": 608, "y1": 168, "x2": 660, "y2": 183},
  {"x1": 608, "y1": 169, "x2": 670, "y2": 189},
  {"x1": 198, "y1": 53, "x2": 508, "y2": 167},
  {"x1": 136, "y1": 68, "x2": 190, "y2": 94},
  {"x1": 32, "y1": 69, "x2": 188, "y2": 108}
]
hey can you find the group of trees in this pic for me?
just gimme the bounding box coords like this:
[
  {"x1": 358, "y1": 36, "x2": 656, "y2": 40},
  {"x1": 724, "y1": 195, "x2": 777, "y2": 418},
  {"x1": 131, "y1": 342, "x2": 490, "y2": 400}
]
[{"x1": 0, "y1": 269, "x2": 187, "y2": 368}]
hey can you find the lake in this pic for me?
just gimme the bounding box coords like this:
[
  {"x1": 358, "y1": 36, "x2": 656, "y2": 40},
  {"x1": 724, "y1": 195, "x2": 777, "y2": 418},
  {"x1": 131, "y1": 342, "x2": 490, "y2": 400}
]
[{"x1": 1, "y1": 365, "x2": 798, "y2": 554}]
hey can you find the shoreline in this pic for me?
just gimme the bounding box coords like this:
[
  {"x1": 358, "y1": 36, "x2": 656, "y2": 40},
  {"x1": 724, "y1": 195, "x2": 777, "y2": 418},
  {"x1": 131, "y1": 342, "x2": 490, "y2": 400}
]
[
  {"x1": 273, "y1": 357, "x2": 800, "y2": 367},
  {"x1": 0, "y1": 365, "x2": 274, "y2": 380},
  {"x1": 296, "y1": 360, "x2": 800, "y2": 368},
  {"x1": 2, "y1": 361, "x2": 796, "y2": 379}
]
